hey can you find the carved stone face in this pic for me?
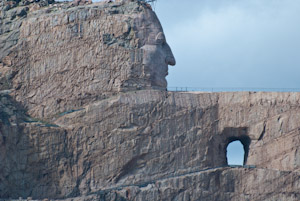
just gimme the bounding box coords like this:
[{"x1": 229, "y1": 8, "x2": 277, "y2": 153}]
[
  {"x1": 135, "y1": 9, "x2": 176, "y2": 89},
  {"x1": 9, "y1": 2, "x2": 176, "y2": 119}
]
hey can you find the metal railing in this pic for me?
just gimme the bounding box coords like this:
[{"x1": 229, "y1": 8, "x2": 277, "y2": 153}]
[{"x1": 168, "y1": 87, "x2": 300, "y2": 92}]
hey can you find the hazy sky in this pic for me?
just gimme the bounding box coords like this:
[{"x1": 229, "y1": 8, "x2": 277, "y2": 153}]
[
  {"x1": 80, "y1": 0, "x2": 261, "y2": 165},
  {"x1": 89, "y1": 0, "x2": 300, "y2": 89},
  {"x1": 153, "y1": 0, "x2": 300, "y2": 164},
  {"x1": 227, "y1": 141, "x2": 244, "y2": 165},
  {"x1": 153, "y1": 0, "x2": 300, "y2": 89}
]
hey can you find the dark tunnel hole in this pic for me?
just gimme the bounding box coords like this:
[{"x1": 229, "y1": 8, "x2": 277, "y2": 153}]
[{"x1": 226, "y1": 135, "x2": 251, "y2": 165}]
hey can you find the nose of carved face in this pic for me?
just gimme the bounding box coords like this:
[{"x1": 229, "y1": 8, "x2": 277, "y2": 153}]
[
  {"x1": 155, "y1": 32, "x2": 176, "y2": 66},
  {"x1": 164, "y1": 43, "x2": 176, "y2": 66},
  {"x1": 166, "y1": 55, "x2": 176, "y2": 66}
]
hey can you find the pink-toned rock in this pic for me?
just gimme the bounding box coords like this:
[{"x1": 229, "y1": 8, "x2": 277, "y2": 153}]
[
  {"x1": 4, "y1": 0, "x2": 175, "y2": 119},
  {"x1": 1, "y1": 0, "x2": 300, "y2": 201},
  {"x1": 72, "y1": 0, "x2": 92, "y2": 6}
]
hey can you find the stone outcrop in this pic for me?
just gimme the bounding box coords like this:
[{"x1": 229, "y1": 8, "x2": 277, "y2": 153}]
[
  {"x1": 1, "y1": 90, "x2": 300, "y2": 200},
  {"x1": 1, "y1": 0, "x2": 175, "y2": 119},
  {"x1": 71, "y1": 167, "x2": 300, "y2": 201},
  {"x1": 0, "y1": 0, "x2": 300, "y2": 200}
]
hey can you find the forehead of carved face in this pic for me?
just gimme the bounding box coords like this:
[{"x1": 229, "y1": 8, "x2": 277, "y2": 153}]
[{"x1": 134, "y1": 9, "x2": 176, "y2": 89}]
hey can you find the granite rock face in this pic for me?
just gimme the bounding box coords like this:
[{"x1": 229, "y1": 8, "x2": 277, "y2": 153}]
[
  {"x1": 0, "y1": 0, "x2": 300, "y2": 200},
  {"x1": 1, "y1": 90, "x2": 300, "y2": 200},
  {"x1": 1, "y1": 0, "x2": 175, "y2": 119}
]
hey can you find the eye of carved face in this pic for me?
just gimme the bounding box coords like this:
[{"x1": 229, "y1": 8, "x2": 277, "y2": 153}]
[{"x1": 155, "y1": 32, "x2": 166, "y2": 45}]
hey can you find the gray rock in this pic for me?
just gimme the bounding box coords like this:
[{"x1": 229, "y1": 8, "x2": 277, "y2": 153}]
[{"x1": 0, "y1": 1, "x2": 300, "y2": 201}]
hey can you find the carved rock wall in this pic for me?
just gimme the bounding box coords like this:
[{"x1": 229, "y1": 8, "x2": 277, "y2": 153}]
[
  {"x1": 217, "y1": 92, "x2": 300, "y2": 172},
  {"x1": 0, "y1": 0, "x2": 300, "y2": 200},
  {"x1": 1, "y1": 0, "x2": 175, "y2": 119},
  {"x1": 1, "y1": 91, "x2": 300, "y2": 200}
]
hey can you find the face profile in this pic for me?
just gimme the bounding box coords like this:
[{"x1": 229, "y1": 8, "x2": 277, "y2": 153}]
[{"x1": 135, "y1": 8, "x2": 176, "y2": 89}]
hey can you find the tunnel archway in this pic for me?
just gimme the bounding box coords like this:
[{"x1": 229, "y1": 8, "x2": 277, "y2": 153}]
[
  {"x1": 227, "y1": 140, "x2": 244, "y2": 165},
  {"x1": 226, "y1": 136, "x2": 251, "y2": 166}
]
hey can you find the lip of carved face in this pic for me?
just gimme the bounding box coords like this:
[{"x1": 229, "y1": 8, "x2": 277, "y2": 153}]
[{"x1": 153, "y1": 59, "x2": 169, "y2": 88}]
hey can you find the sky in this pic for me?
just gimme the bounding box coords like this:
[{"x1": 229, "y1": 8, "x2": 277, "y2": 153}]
[
  {"x1": 227, "y1": 141, "x2": 244, "y2": 165},
  {"x1": 70, "y1": 0, "x2": 300, "y2": 165},
  {"x1": 152, "y1": 0, "x2": 300, "y2": 164},
  {"x1": 153, "y1": 0, "x2": 300, "y2": 90},
  {"x1": 85, "y1": 0, "x2": 300, "y2": 90},
  {"x1": 88, "y1": 0, "x2": 299, "y2": 164}
]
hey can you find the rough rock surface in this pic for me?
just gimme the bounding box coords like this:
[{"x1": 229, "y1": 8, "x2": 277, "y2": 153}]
[
  {"x1": 1, "y1": 91, "x2": 300, "y2": 200},
  {"x1": 0, "y1": 0, "x2": 300, "y2": 200},
  {"x1": 1, "y1": 0, "x2": 175, "y2": 119}
]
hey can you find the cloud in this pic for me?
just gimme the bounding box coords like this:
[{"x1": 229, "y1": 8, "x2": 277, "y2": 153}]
[{"x1": 155, "y1": 0, "x2": 300, "y2": 88}]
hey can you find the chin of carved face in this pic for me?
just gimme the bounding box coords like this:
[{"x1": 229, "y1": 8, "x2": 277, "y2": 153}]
[{"x1": 152, "y1": 65, "x2": 168, "y2": 88}]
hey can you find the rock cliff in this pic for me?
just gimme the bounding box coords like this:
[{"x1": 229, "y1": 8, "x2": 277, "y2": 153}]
[
  {"x1": 1, "y1": 0, "x2": 175, "y2": 119},
  {"x1": 0, "y1": 0, "x2": 300, "y2": 200}
]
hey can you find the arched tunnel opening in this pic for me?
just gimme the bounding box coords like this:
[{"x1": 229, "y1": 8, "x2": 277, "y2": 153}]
[{"x1": 226, "y1": 136, "x2": 251, "y2": 166}]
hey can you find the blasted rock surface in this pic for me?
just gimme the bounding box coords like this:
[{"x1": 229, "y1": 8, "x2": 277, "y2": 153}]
[
  {"x1": 1, "y1": 0, "x2": 175, "y2": 119},
  {"x1": 1, "y1": 0, "x2": 300, "y2": 201},
  {"x1": 1, "y1": 91, "x2": 300, "y2": 200}
]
